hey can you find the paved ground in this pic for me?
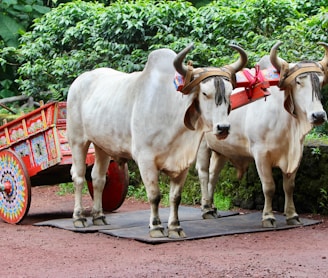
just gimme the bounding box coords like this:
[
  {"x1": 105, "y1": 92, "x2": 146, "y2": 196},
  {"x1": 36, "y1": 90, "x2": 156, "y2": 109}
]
[{"x1": 1, "y1": 185, "x2": 327, "y2": 277}]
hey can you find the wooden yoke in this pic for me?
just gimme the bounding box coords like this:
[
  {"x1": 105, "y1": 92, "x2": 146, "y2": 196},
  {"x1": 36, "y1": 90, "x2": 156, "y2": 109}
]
[
  {"x1": 174, "y1": 65, "x2": 280, "y2": 110},
  {"x1": 231, "y1": 65, "x2": 280, "y2": 110}
]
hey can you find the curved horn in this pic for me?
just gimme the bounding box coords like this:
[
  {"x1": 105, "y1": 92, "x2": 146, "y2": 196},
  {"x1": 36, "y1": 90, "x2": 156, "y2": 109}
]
[
  {"x1": 270, "y1": 41, "x2": 286, "y2": 72},
  {"x1": 318, "y1": 42, "x2": 328, "y2": 68},
  {"x1": 174, "y1": 43, "x2": 194, "y2": 77},
  {"x1": 226, "y1": 44, "x2": 248, "y2": 73}
]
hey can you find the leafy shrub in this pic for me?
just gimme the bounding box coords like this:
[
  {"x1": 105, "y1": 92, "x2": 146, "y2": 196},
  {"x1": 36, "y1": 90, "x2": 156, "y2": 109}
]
[
  {"x1": 0, "y1": 0, "x2": 50, "y2": 98},
  {"x1": 295, "y1": 0, "x2": 328, "y2": 16},
  {"x1": 16, "y1": 0, "x2": 197, "y2": 100},
  {"x1": 14, "y1": 0, "x2": 328, "y2": 102}
]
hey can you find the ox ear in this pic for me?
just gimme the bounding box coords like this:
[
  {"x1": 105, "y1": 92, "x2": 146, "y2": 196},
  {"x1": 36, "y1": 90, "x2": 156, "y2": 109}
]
[
  {"x1": 284, "y1": 89, "x2": 296, "y2": 116},
  {"x1": 184, "y1": 99, "x2": 201, "y2": 130}
]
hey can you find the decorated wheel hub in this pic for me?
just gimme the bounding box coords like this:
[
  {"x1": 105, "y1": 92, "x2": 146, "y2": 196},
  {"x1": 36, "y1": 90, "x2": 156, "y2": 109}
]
[
  {"x1": 0, "y1": 150, "x2": 31, "y2": 224},
  {"x1": 0, "y1": 181, "x2": 12, "y2": 195}
]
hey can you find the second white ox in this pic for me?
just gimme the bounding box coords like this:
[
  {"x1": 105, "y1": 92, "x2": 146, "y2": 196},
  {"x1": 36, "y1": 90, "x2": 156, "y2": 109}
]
[
  {"x1": 67, "y1": 44, "x2": 247, "y2": 238},
  {"x1": 196, "y1": 41, "x2": 328, "y2": 228}
]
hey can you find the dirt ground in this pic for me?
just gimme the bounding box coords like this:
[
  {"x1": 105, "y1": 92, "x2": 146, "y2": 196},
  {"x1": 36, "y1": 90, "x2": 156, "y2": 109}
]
[{"x1": 1, "y1": 185, "x2": 328, "y2": 278}]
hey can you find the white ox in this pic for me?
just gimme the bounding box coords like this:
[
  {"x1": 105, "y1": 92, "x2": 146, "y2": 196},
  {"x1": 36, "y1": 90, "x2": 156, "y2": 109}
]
[
  {"x1": 67, "y1": 44, "x2": 248, "y2": 238},
  {"x1": 196, "y1": 41, "x2": 328, "y2": 228}
]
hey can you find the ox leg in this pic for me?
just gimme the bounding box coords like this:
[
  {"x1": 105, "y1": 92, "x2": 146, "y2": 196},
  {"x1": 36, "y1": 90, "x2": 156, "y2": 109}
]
[
  {"x1": 90, "y1": 146, "x2": 110, "y2": 226},
  {"x1": 206, "y1": 152, "x2": 228, "y2": 218},
  {"x1": 138, "y1": 163, "x2": 165, "y2": 238},
  {"x1": 196, "y1": 143, "x2": 226, "y2": 219},
  {"x1": 167, "y1": 169, "x2": 189, "y2": 239},
  {"x1": 196, "y1": 140, "x2": 212, "y2": 216},
  {"x1": 282, "y1": 172, "x2": 302, "y2": 225},
  {"x1": 71, "y1": 143, "x2": 90, "y2": 228},
  {"x1": 255, "y1": 159, "x2": 277, "y2": 228}
]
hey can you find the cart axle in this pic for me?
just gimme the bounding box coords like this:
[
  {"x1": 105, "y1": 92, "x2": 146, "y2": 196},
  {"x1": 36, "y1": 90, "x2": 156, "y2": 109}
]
[{"x1": 0, "y1": 181, "x2": 12, "y2": 194}]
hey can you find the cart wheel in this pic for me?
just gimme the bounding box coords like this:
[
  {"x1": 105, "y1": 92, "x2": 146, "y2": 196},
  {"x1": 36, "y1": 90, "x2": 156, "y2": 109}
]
[
  {"x1": 87, "y1": 161, "x2": 129, "y2": 212},
  {"x1": 0, "y1": 149, "x2": 31, "y2": 224}
]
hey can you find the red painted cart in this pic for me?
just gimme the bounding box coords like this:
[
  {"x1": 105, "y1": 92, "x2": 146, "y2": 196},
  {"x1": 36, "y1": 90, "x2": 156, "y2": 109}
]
[{"x1": 0, "y1": 101, "x2": 129, "y2": 224}]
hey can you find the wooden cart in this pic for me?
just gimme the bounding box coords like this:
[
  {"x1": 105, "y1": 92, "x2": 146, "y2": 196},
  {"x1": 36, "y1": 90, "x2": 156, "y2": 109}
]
[{"x1": 0, "y1": 101, "x2": 128, "y2": 224}]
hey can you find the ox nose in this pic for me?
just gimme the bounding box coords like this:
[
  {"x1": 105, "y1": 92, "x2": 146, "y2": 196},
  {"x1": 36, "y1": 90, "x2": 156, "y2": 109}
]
[
  {"x1": 217, "y1": 124, "x2": 230, "y2": 132},
  {"x1": 312, "y1": 111, "x2": 327, "y2": 125},
  {"x1": 215, "y1": 124, "x2": 230, "y2": 139}
]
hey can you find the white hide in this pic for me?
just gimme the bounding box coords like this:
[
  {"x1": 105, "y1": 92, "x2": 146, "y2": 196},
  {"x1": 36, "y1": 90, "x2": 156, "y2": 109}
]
[
  {"x1": 67, "y1": 47, "x2": 234, "y2": 238},
  {"x1": 196, "y1": 56, "x2": 327, "y2": 227}
]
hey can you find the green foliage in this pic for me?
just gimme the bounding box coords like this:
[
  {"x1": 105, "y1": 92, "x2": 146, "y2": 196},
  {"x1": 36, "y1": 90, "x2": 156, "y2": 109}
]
[
  {"x1": 311, "y1": 147, "x2": 321, "y2": 159},
  {"x1": 181, "y1": 166, "x2": 202, "y2": 205},
  {"x1": 12, "y1": 0, "x2": 328, "y2": 102},
  {"x1": 127, "y1": 185, "x2": 148, "y2": 202},
  {"x1": 15, "y1": 0, "x2": 197, "y2": 101},
  {"x1": 193, "y1": 0, "x2": 301, "y2": 65},
  {"x1": 188, "y1": 0, "x2": 211, "y2": 8},
  {"x1": 127, "y1": 162, "x2": 202, "y2": 207},
  {"x1": 294, "y1": 0, "x2": 328, "y2": 16},
  {"x1": 0, "y1": 0, "x2": 50, "y2": 101},
  {"x1": 57, "y1": 182, "x2": 88, "y2": 195},
  {"x1": 0, "y1": 46, "x2": 20, "y2": 98},
  {"x1": 213, "y1": 192, "x2": 231, "y2": 211},
  {"x1": 0, "y1": 0, "x2": 50, "y2": 47}
]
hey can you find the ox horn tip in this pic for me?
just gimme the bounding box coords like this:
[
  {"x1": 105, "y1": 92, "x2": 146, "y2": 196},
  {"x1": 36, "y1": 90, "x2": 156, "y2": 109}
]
[
  {"x1": 226, "y1": 44, "x2": 248, "y2": 73},
  {"x1": 183, "y1": 42, "x2": 194, "y2": 54},
  {"x1": 318, "y1": 42, "x2": 328, "y2": 48},
  {"x1": 318, "y1": 42, "x2": 328, "y2": 71},
  {"x1": 273, "y1": 41, "x2": 283, "y2": 48},
  {"x1": 187, "y1": 42, "x2": 194, "y2": 49},
  {"x1": 174, "y1": 42, "x2": 194, "y2": 77},
  {"x1": 270, "y1": 41, "x2": 285, "y2": 72},
  {"x1": 270, "y1": 41, "x2": 283, "y2": 56},
  {"x1": 228, "y1": 43, "x2": 241, "y2": 50},
  {"x1": 228, "y1": 43, "x2": 246, "y2": 54},
  {"x1": 182, "y1": 42, "x2": 194, "y2": 52}
]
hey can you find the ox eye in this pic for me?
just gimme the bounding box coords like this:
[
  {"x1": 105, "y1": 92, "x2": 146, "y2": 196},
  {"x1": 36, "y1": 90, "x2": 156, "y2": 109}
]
[{"x1": 202, "y1": 92, "x2": 208, "y2": 97}]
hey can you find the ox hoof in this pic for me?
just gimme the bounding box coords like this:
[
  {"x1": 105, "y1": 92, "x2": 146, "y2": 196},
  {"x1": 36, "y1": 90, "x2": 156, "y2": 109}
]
[
  {"x1": 262, "y1": 218, "x2": 277, "y2": 228},
  {"x1": 168, "y1": 227, "x2": 186, "y2": 239},
  {"x1": 73, "y1": 218, "x2": 88, "y2": 228},
  {"x1": 93, "y1": 215, "x2": 108, "y2": 226},
  {"x1": 149, "y1": 227, "x2": 166, "y2": 238},
  {"x1": 202, "y1": 209, "x2": 218, "y2": 219},
  {"x1": 286, "y1": 216, "x2": 303, "y2": 226}
]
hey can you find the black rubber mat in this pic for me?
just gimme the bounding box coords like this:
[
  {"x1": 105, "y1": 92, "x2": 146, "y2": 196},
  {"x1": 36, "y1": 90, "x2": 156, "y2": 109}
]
[
  {"x1": 34, "y1": 206, "x2": 320, "y2": 244},
  {"x1": 34, "y1": 206, "x2": 237, "y2": 232}
]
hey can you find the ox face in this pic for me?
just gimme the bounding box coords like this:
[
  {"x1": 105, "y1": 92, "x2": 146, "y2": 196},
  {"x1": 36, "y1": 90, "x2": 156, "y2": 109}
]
[
  {"x1": 198, "y1": 76, "x2": 232, "y2": 139},
  {"x1": 292, "y1": 72, "x2": 327, "y2": 125},
  {"x1": 173, "y1": 44, "x2": 248, "y2": 140},
  {"x1": 270, "y1": 41, "x2": 328, "y2": 126}
]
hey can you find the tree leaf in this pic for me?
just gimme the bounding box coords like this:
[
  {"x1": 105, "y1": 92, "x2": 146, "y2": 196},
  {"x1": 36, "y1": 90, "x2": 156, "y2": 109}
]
[{"x1": 0, "y1": 14, "x2": 24, "y2": 47}]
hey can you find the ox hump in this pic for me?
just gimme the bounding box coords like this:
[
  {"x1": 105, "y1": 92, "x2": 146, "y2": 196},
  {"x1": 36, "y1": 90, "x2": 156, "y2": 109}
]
[
  {"x1": 143, "y1": 48, "x2": 177, "y2": 74},
  {"x1": 257, "y1": 55, "x2": 272, "y2": 69}
]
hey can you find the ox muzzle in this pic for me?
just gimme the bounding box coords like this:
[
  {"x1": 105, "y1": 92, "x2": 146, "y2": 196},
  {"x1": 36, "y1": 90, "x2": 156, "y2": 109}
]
[
  {"x1": 215, "y1": 123, "x2": 230, "y2": 140},
  {"x1": 311, "y1": 111, "x2": 327, "y2": 125}
]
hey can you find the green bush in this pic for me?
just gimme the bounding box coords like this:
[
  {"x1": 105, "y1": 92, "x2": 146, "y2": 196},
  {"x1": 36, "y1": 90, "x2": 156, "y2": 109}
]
[
  {"x1": 16, "y1": 0, "x2": 197, "y2": 100},
  {"x1": 0, "y1": 0, "x2": 50, "y2": 98},
  {"x1": 13, "y1": 0, "x2": 328, "y2": 102}
]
